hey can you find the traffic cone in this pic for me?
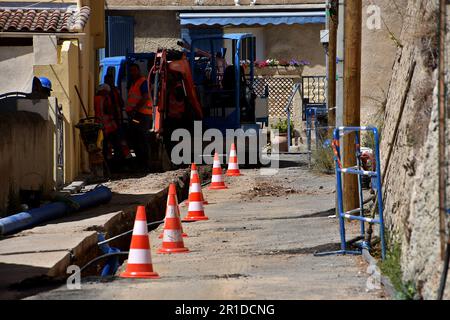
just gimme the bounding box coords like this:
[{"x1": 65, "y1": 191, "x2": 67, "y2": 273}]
[
  {"x1": 183, "y1": 163, "x2": 208, "y2": 206},
  {"x1": 159, "y1": 183, "x2": 187, "y2": 238},
  {"x1": 208, "y1": 152, "x2": 228, "y2": 190},
  {"x1": 226, "y1": 143, "x2": 242, "y2": 176},
  {"x1": 120, "y1": 206, "x2": 160, "y2": 279},
  {"x1": 183, "y1": 173, "x2": 209, "y2": 221},
  {"x1": 158, "y1": 186, "x2": 189, "y2": 254}
]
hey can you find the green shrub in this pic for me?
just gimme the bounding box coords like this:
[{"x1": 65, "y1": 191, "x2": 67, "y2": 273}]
[
  {"x1": 379, "y1": 243, "x2": 417, "y2": 300},
  {"x1": 312, "y1": 146, "x2": 335, "y2": 174},
  {"x1": 271, "y1": 119, "x2": 294, "y2": 136}
]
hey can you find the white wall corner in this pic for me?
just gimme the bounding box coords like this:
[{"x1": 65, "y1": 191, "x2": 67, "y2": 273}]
[{"x1": 33, "y1": 35, "x2": 58, "y2": 66}]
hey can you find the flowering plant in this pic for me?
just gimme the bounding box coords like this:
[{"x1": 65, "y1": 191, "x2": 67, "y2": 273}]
[
  {"x1": 255, "y1": 60, "x2": 269, "y2": 68},
  {"x1": 266, "y1": 58, "x2": 279, "y2": 67},
  {"x1": 254, "y1": 58, "x2": 310, "y2": 68}
]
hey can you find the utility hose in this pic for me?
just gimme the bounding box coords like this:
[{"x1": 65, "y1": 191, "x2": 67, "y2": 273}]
[
  {"x1": 79, "y1": 252, "x2": 129, "y2": 274},
  {"x1": 97, "y1": 219, "x2": 165, "y2": 246}
]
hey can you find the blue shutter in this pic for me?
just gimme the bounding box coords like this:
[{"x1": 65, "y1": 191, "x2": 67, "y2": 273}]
[{"x1": 107, "y1": 16, "x2": 134, "y2": 57}]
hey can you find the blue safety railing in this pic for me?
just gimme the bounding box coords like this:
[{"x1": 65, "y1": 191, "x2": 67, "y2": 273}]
[{"x1": 315, "y1": 126, "x2": 386, "y2": 260}]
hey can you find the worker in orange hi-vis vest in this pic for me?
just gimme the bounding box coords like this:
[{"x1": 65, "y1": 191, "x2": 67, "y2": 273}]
[
  {"x1": 94, "y1": 84, "x2": 131, "y2": 164},
  {"x1": 126, "y1": 63, "x2": 153, "y2": 171},
  {"x1": 104, "y1": 74, "x2": 132, "y2": 166}
]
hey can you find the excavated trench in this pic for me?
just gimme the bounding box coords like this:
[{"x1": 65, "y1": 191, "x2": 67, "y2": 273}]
[
  {"x1": 81, "y1": 166, "x2": 212, "y2": 275},
  {"x1": 8, "y1": 166, "x2": 212, "y2": 299}
]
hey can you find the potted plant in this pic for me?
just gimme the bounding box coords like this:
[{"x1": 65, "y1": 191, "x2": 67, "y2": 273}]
[
  {"x1": 254, "y1": 58, "x2": 309, "y2": 76},
  {"x1": 271, "y1": 119, "x2": 294, "y2": 153}
]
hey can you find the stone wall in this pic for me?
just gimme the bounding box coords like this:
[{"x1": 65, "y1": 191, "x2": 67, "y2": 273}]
[{"x1": 380, "y1": 0, "x2": 448, "y2": 299}]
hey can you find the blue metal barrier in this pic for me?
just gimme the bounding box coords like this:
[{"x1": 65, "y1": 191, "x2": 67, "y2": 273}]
[{"x1": 314, "y1": 126, "x2": 386, "y2": 260}]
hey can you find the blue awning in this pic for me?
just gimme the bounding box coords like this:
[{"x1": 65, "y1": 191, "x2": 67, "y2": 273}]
[{"x1": 179, "y1": 12, "x2": 326, "y2": 26}]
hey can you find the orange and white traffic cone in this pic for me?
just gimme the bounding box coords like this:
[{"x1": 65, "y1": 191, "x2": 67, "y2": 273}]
[
  {"x1": 183, "y1": 173, "x2": 209, "y2": 221},
  {"x1": 183, "y1": 163, "x2": 208, "y2": 206},
  {"x1": 120, "y1": 206, "x2": 160, "y2": 279},
  {"x1": 226, "y1": 143, "x2": 242, "y2": 176},
  {"x1": 159, "y1": 183, "x2": 187, "y2": 238},
  {"x1": 208, "y1": 152, "x2": 228, "y2": 190},
  {"x1": 158, "y1": 185, "x2": 189, "y2": 254}
]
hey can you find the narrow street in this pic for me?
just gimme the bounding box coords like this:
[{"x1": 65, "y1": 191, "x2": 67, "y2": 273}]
[
  {"x1": 0, "y1": 0, "x2": 447, "y2": 305},
  {"x1": 29, "y1": 155, "x2": 383, "y2": 300}
]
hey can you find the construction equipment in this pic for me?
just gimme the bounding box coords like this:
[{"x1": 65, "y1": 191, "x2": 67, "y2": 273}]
[
  {"x1": 148, "y1": 49, "x2": 204, "y2": 152},
  {"x1": 100, "y1": 32, "x2": 262, "y2": 170},
  {"x1": 314, "y1": 126, "x2": 386, "y2": 260},
  {"x1": 74, "y1": 85, "x2": 108, "y2": 177},
  {"x1": 75, "y1": 117, "x2": 106, "y2": 177}
]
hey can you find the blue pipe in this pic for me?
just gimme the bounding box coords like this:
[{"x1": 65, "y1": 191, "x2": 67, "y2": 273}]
[
  {"x1": 70, "y1": 186, "x2": 112, "y2": 211},
  {"x1": 0, "y1": 186, "x2": 112, "y2": 235},
  {"x1": 98, "y1": 233, "x2": 121, "y2": 277}
]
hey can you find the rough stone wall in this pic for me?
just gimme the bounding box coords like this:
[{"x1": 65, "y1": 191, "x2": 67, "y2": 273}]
[{"x1": 380, "y1": 0, "x2": 448, "y2": 299}]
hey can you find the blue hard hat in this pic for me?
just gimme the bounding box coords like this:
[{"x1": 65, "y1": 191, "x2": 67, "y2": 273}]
[{"x1": 39, "y1": 77, "x2": 52, "y2": 91}]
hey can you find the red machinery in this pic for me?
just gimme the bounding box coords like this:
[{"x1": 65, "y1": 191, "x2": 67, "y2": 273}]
[{"x1": 148, "y1": 49, "x2": 203, "y2": 136}]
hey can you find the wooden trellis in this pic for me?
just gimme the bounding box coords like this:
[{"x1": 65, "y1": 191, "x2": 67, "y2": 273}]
[{"x1": 253, "y1": 77, "x2": 297, "y2": 118}]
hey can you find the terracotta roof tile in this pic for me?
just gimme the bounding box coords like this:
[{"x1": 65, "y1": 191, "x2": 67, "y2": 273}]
[{"x1": 0, "y1": 6, "x2": 90, "y2": 33}]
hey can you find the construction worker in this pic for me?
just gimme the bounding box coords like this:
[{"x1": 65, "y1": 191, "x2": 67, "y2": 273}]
[
  {"x1": 38, "y1": 77, "x2": 53, "y2": 97},
  {"x1": 94, "y1": 84, "x2": 131, "y2": 166},
  {"x1": 30, "y1": 77, "x2": 52, "y2": 99},
  {"x1": 126, "y1": 63, "x2": 153, "y2": 170},
  {"x1": 104, "y1": 74, "x2": 124, "y2": 127}
]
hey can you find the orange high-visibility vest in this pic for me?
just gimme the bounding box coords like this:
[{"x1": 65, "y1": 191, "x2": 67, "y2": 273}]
[
  {"x1": 94, "y1": 95, "x2": 118, "y2": 136},
  {"x1": 126, "y1": 77, "x2": 152, "y2": 116}
]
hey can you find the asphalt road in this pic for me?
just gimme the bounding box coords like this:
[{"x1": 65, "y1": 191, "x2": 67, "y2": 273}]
[{"x1": 28, "y1": 155, "x2": 385, "y2": 300}]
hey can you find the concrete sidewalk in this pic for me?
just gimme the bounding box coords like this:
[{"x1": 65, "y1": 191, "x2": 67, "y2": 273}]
[
  {"x1": 0, "y1": 168, "x2": 196, "y2": 299},
  {"x1": 28, "y1": 157, "x2": 385, "y2": 300}
]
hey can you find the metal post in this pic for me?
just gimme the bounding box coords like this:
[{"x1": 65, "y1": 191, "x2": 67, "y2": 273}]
[
  {"x1": 355, "y1": 132, "x2": 365, "y2": 237},
  {"x1": 235, "y1": 39, "x2": 241, "y2": 126},
  {"x1": 287, "y1": 106, "x2": 291, "y2": 152},
  {"x1": 373, "y1": 128, "x2": 386, "y2": 260},
  {"x1": 284, "y1": 83, "x2": 301, "y2": 153}
]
